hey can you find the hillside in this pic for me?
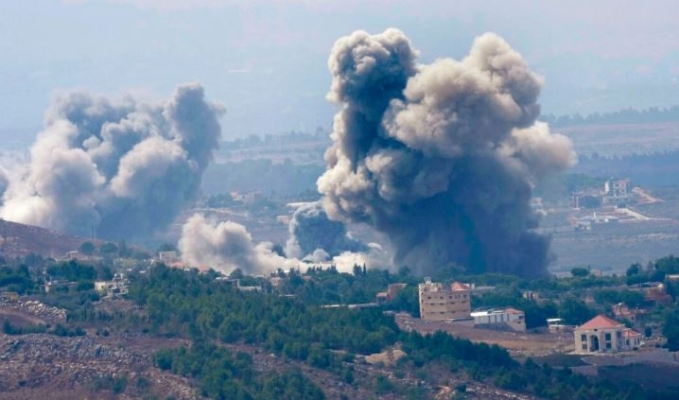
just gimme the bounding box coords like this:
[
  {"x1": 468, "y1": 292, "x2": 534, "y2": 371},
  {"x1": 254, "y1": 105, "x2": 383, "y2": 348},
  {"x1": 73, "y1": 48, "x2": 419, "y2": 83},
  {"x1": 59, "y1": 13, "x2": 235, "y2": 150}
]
[{"x1": 0, "y1": 219, "x2": 92, "y2": 259}]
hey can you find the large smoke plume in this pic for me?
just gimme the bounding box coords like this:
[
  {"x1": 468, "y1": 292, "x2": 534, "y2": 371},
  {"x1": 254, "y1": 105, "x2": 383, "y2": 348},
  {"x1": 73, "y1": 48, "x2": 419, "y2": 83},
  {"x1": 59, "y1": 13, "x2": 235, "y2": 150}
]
[
  {"x1": 317, "y1": 29, "x2": 575, "y2": 277},
  {"x1": 0, "y1": 83, "x2": 222, "y2": 239},
  {"x1": 285, "y1": 201, "x2": 367, "y2": 261},
  {"x1": 179, "y1": 214, "x2": 296, "y2": 275},
  {"x1": 179, "y1": 212, "x2": 383, "y2": 275}
]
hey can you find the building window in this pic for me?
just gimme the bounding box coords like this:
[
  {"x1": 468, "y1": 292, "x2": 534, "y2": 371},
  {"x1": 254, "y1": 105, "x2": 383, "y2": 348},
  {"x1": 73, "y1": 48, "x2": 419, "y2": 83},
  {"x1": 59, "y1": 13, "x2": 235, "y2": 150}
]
[
  {"x1": 581, "y1": 334, "x2": 586, "y2": 342},
  {"x1": 605, "y1": 333, "x2": 611, "y2": 341},
  {"x1": 605, "y1": 343, "x2": 611, "y2": 349},
  {"x1": 581, "y1": 344, "x2": 587, "y2": 350}
]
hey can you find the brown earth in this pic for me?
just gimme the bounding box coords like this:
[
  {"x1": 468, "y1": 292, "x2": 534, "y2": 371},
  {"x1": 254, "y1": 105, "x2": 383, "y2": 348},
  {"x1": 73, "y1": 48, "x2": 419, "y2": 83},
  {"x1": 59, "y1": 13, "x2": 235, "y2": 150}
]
[
  {"x1": 396, "y1": 313, "x2": 574, "y2": 358},
  {"x1": 0, "y1": 300, "x2": 539, "y2": 400},
  {"x1": 0, "y1": 333, "x2": 197, "y2": 400},
  {"x1": 0, "y1": 219, "x2": 95, "y2": 259}
]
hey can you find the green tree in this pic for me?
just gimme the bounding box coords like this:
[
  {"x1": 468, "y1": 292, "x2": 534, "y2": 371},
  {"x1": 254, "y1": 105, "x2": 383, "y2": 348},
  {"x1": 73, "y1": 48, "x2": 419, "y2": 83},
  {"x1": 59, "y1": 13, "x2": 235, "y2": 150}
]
[
  {"x1": 626, "y1": 263, "x2": 642, "y2": 277},
  {"x1": 374, "y1": 375, "x2": 394, "y2": 395},
  {"x1": 570, "y1": 267, "x2": 589, "y2": 278},
  {"x1": 558, "y1": 297, "x2": 595, "y2": 325},
  {"x1": 99, "y1": 242, "x2": 118, "y2": 255},
  {"x1": 157, "y1": 243, "x2": 177, "y2": 252},
  {"x1": 663, "y1": 308, "x2": 679, "y2": 351},
  {"x1": 79, "y1": 241, "x2": 95, "y2": 256}
]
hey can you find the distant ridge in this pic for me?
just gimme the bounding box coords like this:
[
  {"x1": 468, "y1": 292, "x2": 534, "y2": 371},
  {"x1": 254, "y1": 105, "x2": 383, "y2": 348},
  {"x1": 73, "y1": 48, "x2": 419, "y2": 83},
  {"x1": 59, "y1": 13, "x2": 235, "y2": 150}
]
[{"x1": 0, "y1": 219, "x2": 95, "y2": 259}]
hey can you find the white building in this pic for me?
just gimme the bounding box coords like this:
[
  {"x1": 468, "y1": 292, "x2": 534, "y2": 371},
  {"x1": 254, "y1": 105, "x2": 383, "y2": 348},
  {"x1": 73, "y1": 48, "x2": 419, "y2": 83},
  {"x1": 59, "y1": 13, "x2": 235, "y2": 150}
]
[
  {"x1": 605, "y1": 179, "x2": 629, "y2": 198},
  {"x1": 158, "y1": 251, "x2": 179, "y2": 263},
  {"x1": 574, "y1": 314, "x2": 643, "y2": 354},
  {"x1": 418, "y1": 278, "x2": 471, "y2": 321},
  {"x1": 471, "y1": 308, "x2": 526, "y2": 332},
  {"x1": 94, "y1": 273, "x2": 129, "y2": 298}
]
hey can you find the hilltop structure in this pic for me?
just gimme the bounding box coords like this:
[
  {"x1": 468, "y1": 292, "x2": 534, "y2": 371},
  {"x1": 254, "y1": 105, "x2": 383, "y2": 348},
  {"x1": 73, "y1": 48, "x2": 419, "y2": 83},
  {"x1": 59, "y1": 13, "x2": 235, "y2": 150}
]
[{"x1": 418, "y1": 278, "x2": 471, "y2": 321}]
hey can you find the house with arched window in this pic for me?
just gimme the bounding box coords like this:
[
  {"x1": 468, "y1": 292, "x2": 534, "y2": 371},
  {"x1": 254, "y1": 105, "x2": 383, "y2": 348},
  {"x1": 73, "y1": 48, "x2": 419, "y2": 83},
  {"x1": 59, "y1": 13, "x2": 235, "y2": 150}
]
[{"x1": 574, "y1": 314, "x2": 643, "y2": 354}]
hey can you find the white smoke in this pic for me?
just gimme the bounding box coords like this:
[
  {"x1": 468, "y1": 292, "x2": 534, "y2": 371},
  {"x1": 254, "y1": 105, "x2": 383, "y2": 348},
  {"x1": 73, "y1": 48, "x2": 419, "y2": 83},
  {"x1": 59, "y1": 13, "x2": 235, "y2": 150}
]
[
  {"x1": 178, "y1": 213, "x2": 298, "y2": 275},
  {"x1": 178, "y1": 212, "x2": 387, "y2": 275}
]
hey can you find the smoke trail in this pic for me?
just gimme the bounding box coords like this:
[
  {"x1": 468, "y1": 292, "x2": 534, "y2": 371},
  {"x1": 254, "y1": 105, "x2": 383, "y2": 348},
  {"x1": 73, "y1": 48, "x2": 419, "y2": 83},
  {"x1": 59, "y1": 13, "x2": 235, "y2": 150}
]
[
  {"x1": 318, "y1": 29, "x2": 575, "y2": 277},
  {"x1": 285, "y1": 201, "x2": 367, "y2": 260},
  {"x1": 0, "y1": 83, "x2": 223, "y2": 239}
]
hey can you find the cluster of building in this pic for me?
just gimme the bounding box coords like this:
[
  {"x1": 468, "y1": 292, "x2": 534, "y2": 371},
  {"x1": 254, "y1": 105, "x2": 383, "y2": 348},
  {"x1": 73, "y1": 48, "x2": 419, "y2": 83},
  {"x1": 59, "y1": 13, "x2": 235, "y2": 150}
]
[
  {"x1": 94, "y1": 273, "x2": 129, "y2": 298},
  {"x1": 572, "y1": 178, "x2": 630, "y2": 210},
  {"x1": 417, "y1": 278, "x2": 527, "y2": 332},
  {"x1": 413, "y1": 278, "x2": 647, "y2": 355}
]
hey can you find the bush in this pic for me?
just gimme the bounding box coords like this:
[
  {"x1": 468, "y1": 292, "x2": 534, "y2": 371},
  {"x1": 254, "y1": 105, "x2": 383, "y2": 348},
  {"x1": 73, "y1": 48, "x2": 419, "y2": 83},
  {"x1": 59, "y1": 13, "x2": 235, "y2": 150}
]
[{"x1": 375, "y1": 375, "x2": 394, "y2": 394}]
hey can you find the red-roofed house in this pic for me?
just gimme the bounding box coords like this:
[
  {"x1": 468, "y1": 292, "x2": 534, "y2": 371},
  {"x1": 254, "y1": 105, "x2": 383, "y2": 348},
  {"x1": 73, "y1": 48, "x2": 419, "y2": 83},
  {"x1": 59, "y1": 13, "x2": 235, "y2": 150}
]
[{"x1": 574, "y1": 315, "x2": 643, "y2": 354}]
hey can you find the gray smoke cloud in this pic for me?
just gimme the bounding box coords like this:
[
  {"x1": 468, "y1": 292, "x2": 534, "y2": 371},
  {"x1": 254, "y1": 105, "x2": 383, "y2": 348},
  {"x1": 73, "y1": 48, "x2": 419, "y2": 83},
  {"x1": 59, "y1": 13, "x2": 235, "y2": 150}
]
[
  {"x1": 318, "y1": 29, "x2": 575, "y2": 277},
  {"x1": 0, "y1": 83, "x2": 222, "y2": 239},
  {"x1": 179, "y1": 210, "x2": 388, "y2": 275},
  {"x1": 285, "y1": 201, "x2": 367, "y2": 260},
  {"x1": 179, "y1": 213, "x2": 296, "y2": 275},
  {"x1": 0, "y1": 168, "x2": 9, "y2": 200}
]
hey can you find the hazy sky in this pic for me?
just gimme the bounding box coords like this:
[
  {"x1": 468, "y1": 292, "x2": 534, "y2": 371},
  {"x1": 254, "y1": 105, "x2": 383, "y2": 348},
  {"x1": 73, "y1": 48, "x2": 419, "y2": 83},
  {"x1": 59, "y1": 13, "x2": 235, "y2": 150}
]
[{"x1": 1, "y1": 0, "x2": 677, "y2": 138}]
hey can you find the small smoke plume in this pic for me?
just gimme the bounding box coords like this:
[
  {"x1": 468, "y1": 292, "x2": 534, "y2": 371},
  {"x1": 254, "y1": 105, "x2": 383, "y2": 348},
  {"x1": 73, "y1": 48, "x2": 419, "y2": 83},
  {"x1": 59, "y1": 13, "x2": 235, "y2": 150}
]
[
  {"x1": 179, "y1": 213, "x2": 296, "y2": 275},
  {"x1": 285, "y1": 201, "x2": 367, "y2": 260},
  {"x1": 0, "y1": 83, "x2": 222, "y2": 239},
  {"x1": 318, "y1": 29, "x2": 575, "y2": 277}
]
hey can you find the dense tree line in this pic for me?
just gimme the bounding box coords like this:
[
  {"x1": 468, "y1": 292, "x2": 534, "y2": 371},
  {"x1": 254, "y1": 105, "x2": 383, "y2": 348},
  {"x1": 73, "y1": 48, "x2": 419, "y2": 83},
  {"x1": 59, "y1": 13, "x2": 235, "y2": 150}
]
[
  {"x1": 573, "y1": 150, "x2": 679, "y2": 187},
  {"x1": 202, "y1": 159, "x2": 325, "y2": 196},
  {"x1": 130, "y1": 265, "x2": 399, "y2": 356},
  {"x1": 541, "y1": 105, "x2": 679, "y2": 127},
  {"x1": 3, "y1": 319, "x2": 85, "y2": 337},
  {"x1": 156, "y1": 341, "x2": 324, "y2": 400},
  {"x1": 222, "y1": 129, "x2": 328, "y2": 150},
  {"x1": 0, "y1": 264, "x2": 36, "y2": 294},
  {"x1": 626, "y1": 256, "x2": 679, "y2": 286},
  {"x1": 130, "y1": 265, "x2": 671, "y2": 399},
  {"x1": 5, "y1": 254, "x2": 679, "y2": 398}
]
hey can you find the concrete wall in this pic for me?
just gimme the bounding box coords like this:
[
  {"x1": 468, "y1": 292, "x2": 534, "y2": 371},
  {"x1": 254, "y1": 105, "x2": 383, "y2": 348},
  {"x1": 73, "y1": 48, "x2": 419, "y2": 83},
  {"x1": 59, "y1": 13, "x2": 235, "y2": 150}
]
[{"x1": 418, "y1": 282, "x2": 470, "y2": 321}]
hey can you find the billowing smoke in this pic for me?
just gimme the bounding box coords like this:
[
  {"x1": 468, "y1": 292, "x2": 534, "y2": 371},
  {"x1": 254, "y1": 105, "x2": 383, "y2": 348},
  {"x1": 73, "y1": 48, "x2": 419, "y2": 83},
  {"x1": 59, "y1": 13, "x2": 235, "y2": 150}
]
[
  {"x1": 179, "y1": 211, "x2": 388, "y2": 275},
  {"x1": 0, "y1": 83, "x2": 222, "y2": 239},
  {"x1": 285, "y1": 201, "x2": 367, "y2": 260},
  {"x1": 179, "y1": 213, "x2": 297, "y2": 275},
  {"x1": 0, "y1": 168, "x2": 9, "y2": 199},
  {"x1": 317, "y1": 29, "x2": 575, "y2": 277}
]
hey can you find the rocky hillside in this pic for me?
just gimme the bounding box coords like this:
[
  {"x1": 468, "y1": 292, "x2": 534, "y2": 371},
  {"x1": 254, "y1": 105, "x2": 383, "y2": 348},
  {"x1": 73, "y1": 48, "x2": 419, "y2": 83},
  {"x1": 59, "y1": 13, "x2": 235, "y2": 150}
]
[
  {"x1": 0, "y1": 333, "x2": 197, "y2": 400},
  {"x1": 0, "y1": 219, "x2": 94, "y2": 259}
]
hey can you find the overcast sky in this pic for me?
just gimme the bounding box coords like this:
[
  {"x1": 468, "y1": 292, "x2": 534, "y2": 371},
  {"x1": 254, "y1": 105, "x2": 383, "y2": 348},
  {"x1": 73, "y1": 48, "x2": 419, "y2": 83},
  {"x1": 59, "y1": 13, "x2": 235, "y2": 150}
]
[{"x1": 1, "y1": 0, "x2": 677, "y2": 139}]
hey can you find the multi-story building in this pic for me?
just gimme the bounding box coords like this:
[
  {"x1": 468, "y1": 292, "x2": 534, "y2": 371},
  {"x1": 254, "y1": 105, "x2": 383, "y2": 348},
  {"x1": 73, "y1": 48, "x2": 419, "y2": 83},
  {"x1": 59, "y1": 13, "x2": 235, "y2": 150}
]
[
  {"x1": 418, "y1": 278, "x2": 471, "y2": 321},
  {"x1": 574, "y1": 314, "x2": 643, "y2": 354},
  {"x1": 605, "y1": 178, "x2": 629, "y2": 198}
]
